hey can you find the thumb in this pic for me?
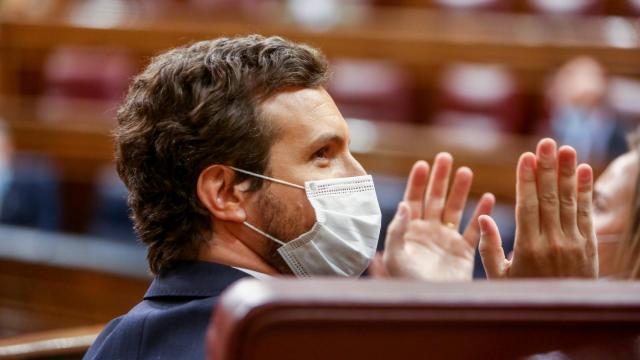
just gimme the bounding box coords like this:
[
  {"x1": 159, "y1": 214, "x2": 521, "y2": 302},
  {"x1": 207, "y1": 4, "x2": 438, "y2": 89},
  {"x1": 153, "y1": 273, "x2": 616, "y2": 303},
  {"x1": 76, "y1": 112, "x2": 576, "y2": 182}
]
[
  {"x1": 478, "y1": 215, "x2": 507, "y2": 279},
  {"x1": 385, "y1": 201, "x2": 411, "y2": 253},
  {"x1": 367, "y1": 252, "x2": 390, "y2": 278}
]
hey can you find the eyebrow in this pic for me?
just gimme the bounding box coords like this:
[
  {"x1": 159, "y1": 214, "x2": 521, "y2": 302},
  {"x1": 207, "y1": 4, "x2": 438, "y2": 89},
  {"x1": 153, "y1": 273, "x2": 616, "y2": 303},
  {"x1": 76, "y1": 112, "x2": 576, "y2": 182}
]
[{"x1": 307, "y1": 133, "x2": 346, "y2": 150}]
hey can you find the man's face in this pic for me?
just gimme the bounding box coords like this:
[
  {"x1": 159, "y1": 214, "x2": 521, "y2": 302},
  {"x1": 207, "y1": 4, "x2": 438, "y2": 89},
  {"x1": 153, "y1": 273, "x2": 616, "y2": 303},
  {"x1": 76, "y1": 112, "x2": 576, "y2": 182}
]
[
  {"x1": 593, "y1": 150, "x2": 638, "y2": 275},
  {"x1": 246, "y1": 87, "x2": 366, "y2": 272}
]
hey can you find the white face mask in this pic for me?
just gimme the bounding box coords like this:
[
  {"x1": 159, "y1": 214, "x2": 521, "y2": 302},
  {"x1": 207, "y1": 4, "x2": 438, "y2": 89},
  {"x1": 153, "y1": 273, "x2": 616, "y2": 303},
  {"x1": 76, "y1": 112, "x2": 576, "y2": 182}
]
[{"x1": 231, "y1": 167, "x2": 381, "y2": 278}]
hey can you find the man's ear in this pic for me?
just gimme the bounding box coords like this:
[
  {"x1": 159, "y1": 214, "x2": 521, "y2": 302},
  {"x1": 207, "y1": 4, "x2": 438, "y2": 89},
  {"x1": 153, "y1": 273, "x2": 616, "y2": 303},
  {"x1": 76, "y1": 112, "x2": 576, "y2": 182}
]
[{"x1": 197, "y1": 165, "x2": 249, "y2": 223}]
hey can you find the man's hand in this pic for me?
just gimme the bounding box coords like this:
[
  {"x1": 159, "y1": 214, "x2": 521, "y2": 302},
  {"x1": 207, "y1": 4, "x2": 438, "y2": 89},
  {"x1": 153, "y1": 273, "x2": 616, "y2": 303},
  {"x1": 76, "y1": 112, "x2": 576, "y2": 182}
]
[
  {"x1": 382, "y1": 153, "x2": 495, "y2": 281},
  {"x1": 478, "y1": 139, "x2": 598, "y2": 278}
]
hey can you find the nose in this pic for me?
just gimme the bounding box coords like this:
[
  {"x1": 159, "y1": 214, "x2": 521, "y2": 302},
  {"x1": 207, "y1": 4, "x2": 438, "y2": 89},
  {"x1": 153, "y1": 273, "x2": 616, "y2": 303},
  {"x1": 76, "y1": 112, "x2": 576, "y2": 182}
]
[{"x1": 345, "y1": 151, "x2": 367, "y2": 176}]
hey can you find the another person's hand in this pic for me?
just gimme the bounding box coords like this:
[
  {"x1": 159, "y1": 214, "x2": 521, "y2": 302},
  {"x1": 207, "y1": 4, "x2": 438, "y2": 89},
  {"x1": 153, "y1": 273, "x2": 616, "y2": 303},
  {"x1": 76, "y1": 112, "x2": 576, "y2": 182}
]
[
  {"x1": 478, "y1": 139, "x2": 598, "y2": 278},
  {"x1": 382, "y1": 154, "x2": 495, "y2": 281}
]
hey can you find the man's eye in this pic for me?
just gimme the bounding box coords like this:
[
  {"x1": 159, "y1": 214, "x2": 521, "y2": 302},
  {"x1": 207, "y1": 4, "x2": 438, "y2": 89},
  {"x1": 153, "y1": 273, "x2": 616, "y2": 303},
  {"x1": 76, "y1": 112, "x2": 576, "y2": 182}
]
[{"x1": 314, "y1": 146, "x2": 329, "y2": 159}]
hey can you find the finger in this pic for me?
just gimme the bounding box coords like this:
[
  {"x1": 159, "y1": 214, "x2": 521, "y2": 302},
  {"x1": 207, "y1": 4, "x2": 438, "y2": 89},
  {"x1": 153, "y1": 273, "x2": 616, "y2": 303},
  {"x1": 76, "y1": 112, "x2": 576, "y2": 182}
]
[
  {"x1": 385, "y1": 201, "x2": 411, "y2": 253},
  {"x1": 557, "y1": 146, "x2": 578, "y2": 235},
  {"x1": 515, "y1": 152, "x2": 540, "y2": 239},
  {"x1": 463, "y1": 192, "x2": 496, "y2": 248},
  {"x1": 478, "y1": 215, "x2": 507, "y2": 279},
  {"x1": 442, "y1": 167, "x2": 473, "y2": 230},
  {"x1": 536, "y1": 138, "x2": 562, "y2": 234},
  {"x1": 576, "y1": 164, "x2": 594, "y2": 238},
  {"x1": 403, "y1": 161, "x2": 430, "y2": 220},
  {"x1": 423, "y1": 152, "x2": 453, "y2": 220},
  {"x1": 368, "y1": 252, "x2": 390, "y2": 278}
]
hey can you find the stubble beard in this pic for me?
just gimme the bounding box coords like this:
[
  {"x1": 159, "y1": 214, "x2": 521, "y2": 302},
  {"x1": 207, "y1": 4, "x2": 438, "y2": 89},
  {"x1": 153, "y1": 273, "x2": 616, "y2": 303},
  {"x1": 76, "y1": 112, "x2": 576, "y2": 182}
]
[{"x1": 256, "y1": 187, "x2": 313, "y2": 275}]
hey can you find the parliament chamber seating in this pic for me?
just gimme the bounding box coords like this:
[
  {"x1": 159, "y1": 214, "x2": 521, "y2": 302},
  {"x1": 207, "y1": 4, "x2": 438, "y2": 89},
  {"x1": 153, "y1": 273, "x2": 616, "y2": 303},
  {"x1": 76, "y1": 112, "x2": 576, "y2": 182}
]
[
  {"x1": 0, "y1": 224, "x2": 149, "y2": 358},
  {"x1": 208, "y1": 279, "x2": 640, "y2": 360},
  {"x1": 433, "y1": 63, "x2": 523, "y2": 133},
  {"x1": 328, "y1": 59, "x2": 416, "y2": 123},
  {"x1": 0, "y1": 1, "x2": 639, "y2": 358},
  {"x1": 43, "y1": 47, "x2": 134, "y2": 101},
  {"x1": 0, "y1": 225, "x2": 149, "y2": 336},
  {"x1": 1, "y1": 279, "x2": 638, "y2": 359}
]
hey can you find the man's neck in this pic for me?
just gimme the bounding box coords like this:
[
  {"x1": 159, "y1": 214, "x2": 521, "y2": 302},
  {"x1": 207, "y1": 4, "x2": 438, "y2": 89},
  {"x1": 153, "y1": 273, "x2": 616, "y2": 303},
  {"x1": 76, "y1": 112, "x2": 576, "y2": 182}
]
[{"x1": 198, "y1": 224, "x2": 280, "y2": 275}]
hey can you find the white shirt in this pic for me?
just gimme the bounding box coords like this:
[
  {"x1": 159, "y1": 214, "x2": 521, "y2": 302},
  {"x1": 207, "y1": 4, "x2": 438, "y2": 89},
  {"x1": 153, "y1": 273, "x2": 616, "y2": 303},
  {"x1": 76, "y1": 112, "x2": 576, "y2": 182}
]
[{"x1": 233, "y1": 267, "x2": 273, "y2": 280}]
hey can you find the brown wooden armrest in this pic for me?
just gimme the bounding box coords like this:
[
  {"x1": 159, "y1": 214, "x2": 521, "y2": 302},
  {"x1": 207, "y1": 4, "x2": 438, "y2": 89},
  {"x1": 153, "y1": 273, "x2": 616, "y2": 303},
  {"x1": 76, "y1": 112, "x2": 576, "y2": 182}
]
[{"x1": 208, "y1": 279, "x2": 640, "y2": 360}]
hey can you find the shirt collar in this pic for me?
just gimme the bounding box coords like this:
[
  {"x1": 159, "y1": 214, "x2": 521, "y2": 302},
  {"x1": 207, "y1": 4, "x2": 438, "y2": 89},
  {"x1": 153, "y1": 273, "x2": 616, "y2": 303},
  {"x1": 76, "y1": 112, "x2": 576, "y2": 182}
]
[
  {"x1": 232, "y1": 266, "x2": 273, "y2": 280},
  {"x1": 144, "y1": 260, "x2": 248, "y2": 299}
]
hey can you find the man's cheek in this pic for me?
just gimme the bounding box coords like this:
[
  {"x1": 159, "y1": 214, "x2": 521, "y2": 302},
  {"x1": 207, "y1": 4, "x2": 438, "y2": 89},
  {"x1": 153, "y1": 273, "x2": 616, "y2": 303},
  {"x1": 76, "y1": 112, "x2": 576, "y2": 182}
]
[{"x1": 301, "y1": 199, "x2": 316, "y2": 230}]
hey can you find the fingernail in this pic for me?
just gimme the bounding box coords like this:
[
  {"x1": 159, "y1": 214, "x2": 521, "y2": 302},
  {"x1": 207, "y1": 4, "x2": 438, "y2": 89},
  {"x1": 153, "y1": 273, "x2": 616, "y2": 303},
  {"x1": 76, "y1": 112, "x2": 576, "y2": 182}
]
[
  {"x1": 523, "y1": 155, "x2": 534, "y2": 170},
  {"x1": 579, "y1": 169, "x2": 591, "y2": 182},
  {"x1": 397, "y1": 203, "x2": 406, "y2": 218},
  {"x1": 538, "y1": 139, "x2": 556, "y2": 155}
]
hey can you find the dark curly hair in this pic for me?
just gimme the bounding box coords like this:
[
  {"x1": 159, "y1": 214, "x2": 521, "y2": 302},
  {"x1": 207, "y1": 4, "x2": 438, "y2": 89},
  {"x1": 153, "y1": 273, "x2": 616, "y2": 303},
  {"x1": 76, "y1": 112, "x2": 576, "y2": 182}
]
[{"x1": 115, "y1": 35, "x2": 329, "y2": 274}]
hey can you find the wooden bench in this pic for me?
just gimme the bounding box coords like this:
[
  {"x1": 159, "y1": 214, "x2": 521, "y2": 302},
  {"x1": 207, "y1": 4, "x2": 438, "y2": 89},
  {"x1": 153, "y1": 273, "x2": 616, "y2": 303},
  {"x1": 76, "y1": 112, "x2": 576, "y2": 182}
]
[
  {"x1": 209, "y1": 279, "x2": 640, "y2": 359},
  {"x1": 0, "y1": 225, "x2": 149, "y2": 338}
]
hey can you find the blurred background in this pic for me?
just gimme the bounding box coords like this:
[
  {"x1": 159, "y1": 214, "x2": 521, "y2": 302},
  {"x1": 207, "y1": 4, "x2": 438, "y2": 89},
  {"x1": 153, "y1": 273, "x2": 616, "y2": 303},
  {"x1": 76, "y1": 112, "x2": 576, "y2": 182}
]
[{"x1": 0, "y1": 0, "x2": 639, "y2": 344}]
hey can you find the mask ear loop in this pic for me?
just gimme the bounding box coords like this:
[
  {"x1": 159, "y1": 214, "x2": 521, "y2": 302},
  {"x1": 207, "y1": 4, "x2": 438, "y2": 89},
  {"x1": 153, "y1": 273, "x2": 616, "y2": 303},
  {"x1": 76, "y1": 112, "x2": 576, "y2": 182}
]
[
  {"x1": 229, "y1": 166, "x2": 301, "y2": 246},
  {"x1": 243, "y1": 221, "x2": 286, "y2": 246},
  {"x1": 229, "y1": 166, "x2": 304, "y2": 190}
]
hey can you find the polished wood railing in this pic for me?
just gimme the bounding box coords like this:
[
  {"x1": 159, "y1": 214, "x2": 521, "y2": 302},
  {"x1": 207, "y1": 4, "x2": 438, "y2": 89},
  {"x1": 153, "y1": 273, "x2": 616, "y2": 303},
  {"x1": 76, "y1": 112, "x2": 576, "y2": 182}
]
[{"x1": 0, "y1": 324, "x2": 103, "y2": 360}]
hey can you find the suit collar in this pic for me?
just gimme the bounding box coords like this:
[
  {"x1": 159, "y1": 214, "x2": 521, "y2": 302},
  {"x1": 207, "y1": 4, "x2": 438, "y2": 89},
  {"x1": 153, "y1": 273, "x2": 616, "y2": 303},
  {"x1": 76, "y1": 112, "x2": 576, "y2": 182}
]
[{"x1": 144, "y1": 260, "x2": 248, "y2": 299}]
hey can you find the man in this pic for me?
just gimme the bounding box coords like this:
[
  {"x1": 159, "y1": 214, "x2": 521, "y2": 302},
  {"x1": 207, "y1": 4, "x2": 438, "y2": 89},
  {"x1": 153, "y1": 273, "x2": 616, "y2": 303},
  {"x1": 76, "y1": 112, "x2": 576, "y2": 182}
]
[{"x1": 84, "y1": 35, "x2": 597, "y2": 359}]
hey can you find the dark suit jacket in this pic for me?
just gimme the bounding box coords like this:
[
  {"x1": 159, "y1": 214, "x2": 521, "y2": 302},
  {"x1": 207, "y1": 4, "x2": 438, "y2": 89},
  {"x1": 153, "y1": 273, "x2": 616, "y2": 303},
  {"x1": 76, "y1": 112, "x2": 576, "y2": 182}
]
[{"x1": 83, "y1": 261, "x2": 248, "y2": 360}]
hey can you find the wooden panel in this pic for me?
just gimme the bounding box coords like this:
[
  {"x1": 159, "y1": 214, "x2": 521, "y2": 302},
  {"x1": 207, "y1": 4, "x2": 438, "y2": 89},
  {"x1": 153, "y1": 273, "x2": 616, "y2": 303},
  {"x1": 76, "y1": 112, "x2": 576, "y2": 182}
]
[
  {"x1": 210, "y1": 279, "x2": 640, "y2": 360},
  {"x1": 0, "y1": 324, "x2": 102, "y2": 359},
  {"x1": 1, "y1": 3, "x2": 639, "y2": 95},
  {"x1": 0, "y1": 259, "x2": 149, "y2": 338}
]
